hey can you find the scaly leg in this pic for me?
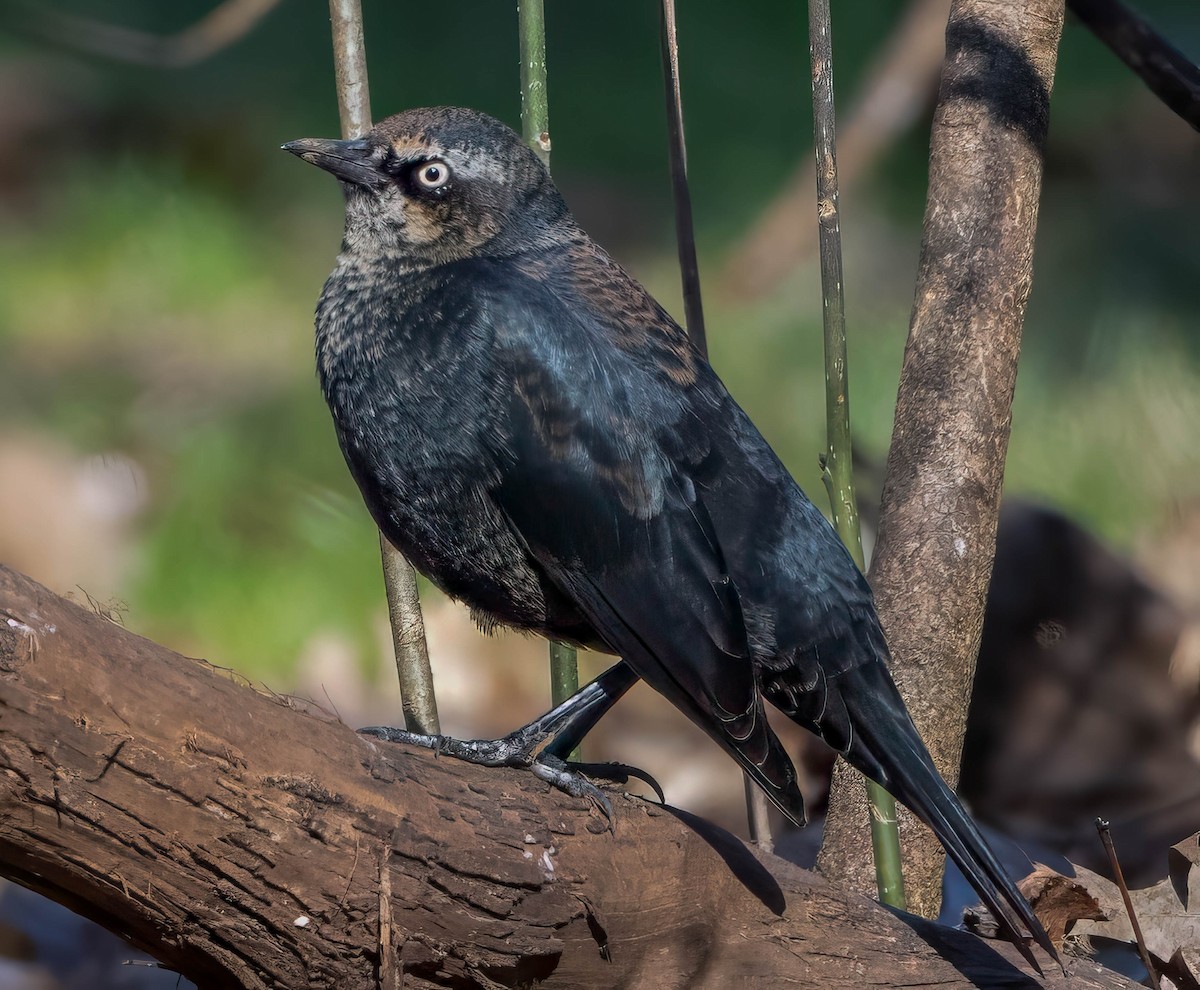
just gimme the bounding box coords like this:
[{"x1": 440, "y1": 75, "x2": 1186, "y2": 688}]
[{"x1": 360, "y1": 660, "x2": 642, "y2": 818}]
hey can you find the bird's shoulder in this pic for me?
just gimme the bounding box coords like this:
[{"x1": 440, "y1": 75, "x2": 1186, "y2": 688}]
[{"x1": 501, "y1": 232, "x2": 701, "y2": 385}]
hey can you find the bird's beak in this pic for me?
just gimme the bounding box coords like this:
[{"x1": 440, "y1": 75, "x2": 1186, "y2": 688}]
[{"x1": 282, "y1": 137, "x2": 380, "y2": 189}]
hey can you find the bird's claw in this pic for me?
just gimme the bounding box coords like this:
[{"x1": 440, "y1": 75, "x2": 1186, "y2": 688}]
[
  {"x1": 564, "y1": 760, "x2": 666, "y2": 805},
  {"x1": 358, "y1": 725, "x2": 617, "y2": 827},
  {"x1": 529, "y1": 754, "x2": 615, "y2": 825}
]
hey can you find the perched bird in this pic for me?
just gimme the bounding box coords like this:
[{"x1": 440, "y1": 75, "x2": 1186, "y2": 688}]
[{"x1": 285, "y1": 106, "x2": 1054, "y2": 967}]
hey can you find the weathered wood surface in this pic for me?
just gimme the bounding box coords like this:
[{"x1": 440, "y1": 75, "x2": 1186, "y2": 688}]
[{"x1": 0, "y1": 566, "x2": 1133, "y2": 988}]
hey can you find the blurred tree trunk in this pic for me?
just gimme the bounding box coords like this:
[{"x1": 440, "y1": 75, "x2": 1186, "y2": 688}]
[
  {"x1": 0, "y1": 566, "x2": 1134, "y2": 988},
  {"x1": 816, "y1": 0, "x2": 1066, "y2": 919}
]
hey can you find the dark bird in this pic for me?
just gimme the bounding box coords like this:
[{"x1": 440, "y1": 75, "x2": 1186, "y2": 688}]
[{"x1": 284, "y1": 106, "x2": 1055, "y2": 968}]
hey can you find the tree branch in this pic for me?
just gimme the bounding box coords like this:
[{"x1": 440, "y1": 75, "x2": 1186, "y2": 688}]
[
  {"x1": 0, "y1": 565, "x2": 1135, "y2": 987},
  {"x1": 1, "y1": 0, "x2": 282, "y2": 69},
  {"x1": 1067, "y1": 0, "x2": 1200, "y2": 133},
  {"x1": 817, "y1": 0, "x2": 1066, "y2": 919}
]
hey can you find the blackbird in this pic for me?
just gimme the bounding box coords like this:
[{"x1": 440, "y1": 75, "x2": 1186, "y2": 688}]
[{"x1": 285, "y1": 106, "x2": 1054, "y2": 967}]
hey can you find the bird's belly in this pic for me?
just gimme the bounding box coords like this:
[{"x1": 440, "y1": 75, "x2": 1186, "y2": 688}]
[
  {"x1": 321, "y1": 353, "x2": 599, "y2": 645},
  {"x1": 342, "y1": 432, "x2": 595, "y2": 642}
]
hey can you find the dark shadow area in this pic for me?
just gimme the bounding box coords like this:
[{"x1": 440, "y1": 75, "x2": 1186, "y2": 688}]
[
  {"x1": 662, "y1": 805, "x2": 787, "y2": 916},
  {"x1": 942, "y1": 20, "x2": 1053, "y2": 149},
  {"x1": 962, "y1": 500, "x2": 1200, "y2": 885},
  {"x1": 890, "y1": 907, "x2": 1049, "y2": 989},
  {"x1": 0, "y1": 874, "x2": 198, "y2": 990}
]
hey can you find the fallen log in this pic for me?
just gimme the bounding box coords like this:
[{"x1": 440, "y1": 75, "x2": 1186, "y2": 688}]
[{"x1": 0, "y1": 565, "x2": 1134, "y2": 988}]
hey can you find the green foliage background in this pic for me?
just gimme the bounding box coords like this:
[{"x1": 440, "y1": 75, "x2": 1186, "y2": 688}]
[{"x1": 0, "y1": 0, "x2": 1197, "y2": 682}]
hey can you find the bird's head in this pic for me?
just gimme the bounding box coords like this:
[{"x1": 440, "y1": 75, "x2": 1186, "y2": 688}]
[{"x1": 284, "y1": 106, "x2": 565, "y2": 268}]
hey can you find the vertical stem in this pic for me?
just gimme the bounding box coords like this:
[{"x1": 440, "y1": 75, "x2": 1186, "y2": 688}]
[
  {"x1": 743, "y1": 777, "x2": 775, "y2": 854},
  {"x1": 518, "y1": 0, "x2": 578, "y2": 752},
  {"x1": 380, "y1": 534, "x2": 439, "y2": 735},
  {"x1": 548, "y1": 641, "x2": 580, "y2": 711},
  {"x1": 518, "y1": 0, "x2": 552, "y2": 166},
  {"x1": 661, "y1": 0, "x2": 766, "y2": 849},
  {"x1": 808, "y1": 0, "x2": 905, "y2": 909},
  {"x1": 327, "y1": 0, "x2": 372, "y2": 141},
  {"x1": 658, "y1": 0, "x2": 707, "y2": 357},
  {"x1": 327, "y1": 0, "x2": 439, "y2": 735}
]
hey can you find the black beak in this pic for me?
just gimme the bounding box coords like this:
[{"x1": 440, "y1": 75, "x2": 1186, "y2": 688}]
[{"x1": 282, "y1": 137, "x2": 380, "y2": 188}]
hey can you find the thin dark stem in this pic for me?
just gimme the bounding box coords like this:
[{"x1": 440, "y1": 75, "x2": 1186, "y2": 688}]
[
  {"x1": 659, "y1": 0, "x2": 707, "y2": 357},
  {"x1": 660, "y1": 0, "x2": 763, "y2": 848},
  {"x1": 808, "y1": 0, "x2": 906, "y2": 910},
  {"x1": 1096, "y1": 818, "x2": 1160, "y2": 987},
  {"x1": 327, "y1": 0, "x2": 439, "y2": 736},
  {"x1": 1068, "y1": 0, "x2": 1200, "y2": 133}
]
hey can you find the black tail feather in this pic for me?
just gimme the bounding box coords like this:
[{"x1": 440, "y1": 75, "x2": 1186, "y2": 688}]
[{"x1": 815, "y1": 662, "x2": 1060, "y2": 973}]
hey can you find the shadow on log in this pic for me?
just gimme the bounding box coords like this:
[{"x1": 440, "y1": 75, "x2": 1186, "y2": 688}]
[{"x1": 0, "y1": 566, "x2": 1134, "y2": 988}]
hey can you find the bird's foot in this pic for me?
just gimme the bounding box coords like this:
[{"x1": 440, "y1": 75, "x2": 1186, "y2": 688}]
[
  {"x1": 358, "y1": 724, "x2": 626, "y2": 826},
  {"x1": 360, "y1": 663, "x2": 648, "y2": 829},
  {"x1": 566, "y1": 760, "x2": 666, "y2": 804},
  {"x1": 359, "y1": 724, "x2": 545, "y2": 767},
  {"x1": 527, "y1": 753, "x2": 613, "y2": 821}
]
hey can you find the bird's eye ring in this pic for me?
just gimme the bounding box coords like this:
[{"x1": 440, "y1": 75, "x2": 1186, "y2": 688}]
[{"x1": 415, "y1": 160, "x2": 451, "y2": 190}]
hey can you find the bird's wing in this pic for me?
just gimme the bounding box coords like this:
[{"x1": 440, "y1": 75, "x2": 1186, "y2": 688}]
[
  {"x1": 481, "y1": 254, "x2": 1057, "y2": 968},
  {"x1": 484, "y1": 265, "x2": 808, "y2": 823}
]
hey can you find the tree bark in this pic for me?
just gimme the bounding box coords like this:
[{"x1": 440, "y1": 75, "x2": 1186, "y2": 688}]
[
  {"x1": 0, "y1": 565, "x2": 1135, "y2": 988},
  {"x1": 817, "y1": 0, "x2": 1066, "y2": 919}
]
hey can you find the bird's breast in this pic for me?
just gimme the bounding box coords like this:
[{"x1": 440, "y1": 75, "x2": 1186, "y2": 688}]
[{"x1": 314, "y1": 271, "x2": 582, "y2": 639}]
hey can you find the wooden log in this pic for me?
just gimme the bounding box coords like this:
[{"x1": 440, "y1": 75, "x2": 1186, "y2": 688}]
[{"x1": 0, "y1": 565, "x2": 1132, "y2": 988}]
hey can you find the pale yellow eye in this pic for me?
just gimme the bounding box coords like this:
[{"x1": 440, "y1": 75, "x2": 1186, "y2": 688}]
[{"x1": 416, "y1": 160, "x2": 451, "y2": 190}]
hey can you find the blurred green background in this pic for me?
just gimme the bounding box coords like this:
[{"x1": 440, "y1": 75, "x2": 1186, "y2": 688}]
[{"x1": 1, "y1": 0, "x2": 1197, "y2": 709}]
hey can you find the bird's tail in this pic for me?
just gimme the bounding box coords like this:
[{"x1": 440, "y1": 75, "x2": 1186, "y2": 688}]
[{"x1": 824, "y1": 660, "x2": 1059, "y2": 972}]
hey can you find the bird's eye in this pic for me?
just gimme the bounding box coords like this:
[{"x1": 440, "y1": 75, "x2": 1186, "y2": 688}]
[{"x1": 415, "y1": 160, "x2": 451, "y2": 190}]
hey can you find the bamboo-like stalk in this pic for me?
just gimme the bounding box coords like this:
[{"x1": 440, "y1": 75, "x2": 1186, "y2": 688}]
[
  {"x1": 517, "y1": 0, "x2": 579, "y2": 746},
  {"x1": 326, "y1": 0, "x2": 371, "y2": 140},
  {"x1": 518, "y1": 0, "x2": 552, "y2": 166},
  {"x1": 327, "y1": 0, "x2": 439, "y2": 735},
  {"x1": 379, "y1": 534, "x2": 439, "y2": 734},
  {"x1": 807, "y1": 0, "x2": 905, "y2": 909}
]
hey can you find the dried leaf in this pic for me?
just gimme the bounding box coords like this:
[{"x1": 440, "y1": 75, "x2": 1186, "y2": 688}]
[
  {"x1": 1017, "y1": 866, "x2": 1107, "y2": 946},
  {"x1": 1065, "y1": 831, "x2": 1200, "y2": 987},
  {"x1": 1169, "y1": 833, "x2": 1200, "y2": 913},
  {"x1": 1163, "y1": 948, "x2": 1200, "y2": 990}
]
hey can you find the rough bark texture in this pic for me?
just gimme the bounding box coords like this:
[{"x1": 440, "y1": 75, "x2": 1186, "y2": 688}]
[
  {"x1": 0, "y1": 566, "x2": 1138, "y2": 988},
  {"x1": 817, "y1": 0, "x2": 1066, "y2": 919}
]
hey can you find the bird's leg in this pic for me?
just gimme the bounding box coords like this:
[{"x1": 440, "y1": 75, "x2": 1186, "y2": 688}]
[{"x1": 360, "y1": 660, "x2": 642, "y2": 817}]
